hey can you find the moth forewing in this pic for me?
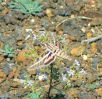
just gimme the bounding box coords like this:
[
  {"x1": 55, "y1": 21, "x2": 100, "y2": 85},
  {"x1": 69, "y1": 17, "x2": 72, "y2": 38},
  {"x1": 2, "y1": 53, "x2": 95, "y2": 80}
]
[
  {"x1": 27, "y1": 43, "x2": 72, "y2": 71},
  {"x1": 28, "y1": 50, "x2": 57, "y2": 70},
  {"x1": 29, "y1": 52, "x2": 51, "y2": 69},
  {"x1": 44, "y1": 53, "x2": 56, "y2": 65}
]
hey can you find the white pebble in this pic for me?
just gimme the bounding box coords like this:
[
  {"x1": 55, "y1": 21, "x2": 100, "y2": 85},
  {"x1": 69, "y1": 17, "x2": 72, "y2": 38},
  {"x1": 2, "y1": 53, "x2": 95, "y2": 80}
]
[
  {"x1": 30, "y1": 19, "x2": 35, "y2": 23},
  {"x1": 26, "y1": 29, "x2": 33, "y2": 33},
  {"x1": 82, "y1": 55, "x2": 88, "y2": 60},
  {"x1": 38, "y1": 74, "x2": 47, "y2": 81}
]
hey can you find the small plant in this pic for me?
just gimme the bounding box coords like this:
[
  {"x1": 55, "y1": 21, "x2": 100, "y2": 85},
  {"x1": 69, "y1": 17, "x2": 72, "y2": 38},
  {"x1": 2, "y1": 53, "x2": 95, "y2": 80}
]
[
  {"x1": 26, "y1": 92, "x2": 41, "y2": 99},
  {"x1": 0, "y1": 0, "x2": 3, "y2": 3},
  {"x1": 0, "y1": 44, "x2": 15, "y2": 57},
  {"x1": 8, "y1": 0, "x2": 43, "y2": 15},
  {"x1": 85, "y1": 83, "x2": 98, "y2": 90}
]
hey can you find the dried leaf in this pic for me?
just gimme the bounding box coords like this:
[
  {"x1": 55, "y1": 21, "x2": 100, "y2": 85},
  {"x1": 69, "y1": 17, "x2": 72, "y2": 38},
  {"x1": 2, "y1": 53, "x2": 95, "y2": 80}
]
[
  {"x1": 96, "y1": 88, "x2": 102, "y2": 96},
  {"x1": 16, "y1": 50, "x2": 30, "y2": 62},
  {"x1": 0, "y1": 69, "x2": 6, "y2": 78},
  {"x1": 71, "y1": 45, "x2": 85, "y2": 56}
]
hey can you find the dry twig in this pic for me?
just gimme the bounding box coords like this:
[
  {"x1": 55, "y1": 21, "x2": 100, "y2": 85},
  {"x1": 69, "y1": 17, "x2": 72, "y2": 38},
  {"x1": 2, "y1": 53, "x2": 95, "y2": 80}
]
[{"x1": 81, "y1": 35, "x2": 102, "y2": 44}]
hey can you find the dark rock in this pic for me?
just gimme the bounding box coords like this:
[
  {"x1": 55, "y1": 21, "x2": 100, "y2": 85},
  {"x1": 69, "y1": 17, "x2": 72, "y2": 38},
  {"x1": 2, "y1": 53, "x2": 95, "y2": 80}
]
[
  {"x1": 3, "y1": 11, "x2": 26, "y2": 25},
  {"x1": 62, "y1": 19, "x2": 85, "y2": 41},
  {"x1": 56, "y1": 7, "x2": 71, "y2": 16},
  {"x1": 41, "y1": 18, "x2": 50, "y2": 28}
]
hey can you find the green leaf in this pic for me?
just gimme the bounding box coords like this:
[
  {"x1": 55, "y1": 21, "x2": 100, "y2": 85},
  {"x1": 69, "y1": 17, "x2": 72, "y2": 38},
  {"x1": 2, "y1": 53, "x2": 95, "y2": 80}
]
[
  {"x1": 0, "y1": 0, "x2": 3, "y2": 3},
  {"x1": 26, "y1": 92, "x2": 41, "y2": 99},
  {"x1": 86, "y1": 83, "x2": 98, "y2": 90},
  {"x1": 8, "y1": 0, "x2": 43, "y2": 15},
  {"x1": 2, "y1": 44, "x2": 15, "y2": 57}
]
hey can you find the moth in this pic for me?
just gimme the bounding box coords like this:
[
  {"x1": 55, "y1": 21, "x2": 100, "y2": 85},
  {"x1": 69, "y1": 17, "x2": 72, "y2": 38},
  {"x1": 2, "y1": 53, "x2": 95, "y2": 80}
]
[{"x1": 27, "y1": 42, "x2": 72, "y2": 71}]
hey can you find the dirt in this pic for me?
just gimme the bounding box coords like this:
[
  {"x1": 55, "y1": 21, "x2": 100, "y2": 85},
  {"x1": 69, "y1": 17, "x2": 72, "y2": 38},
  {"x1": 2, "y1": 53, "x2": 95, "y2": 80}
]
[{"x1": 0, "y1": 0, "x2": 102, "y2": 99}]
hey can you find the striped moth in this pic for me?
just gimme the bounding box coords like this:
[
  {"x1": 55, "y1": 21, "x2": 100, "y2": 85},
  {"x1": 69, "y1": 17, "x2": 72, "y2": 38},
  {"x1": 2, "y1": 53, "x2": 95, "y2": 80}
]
[{"x1": 27, "y1": 42, "x2": 72, "y2": 71}]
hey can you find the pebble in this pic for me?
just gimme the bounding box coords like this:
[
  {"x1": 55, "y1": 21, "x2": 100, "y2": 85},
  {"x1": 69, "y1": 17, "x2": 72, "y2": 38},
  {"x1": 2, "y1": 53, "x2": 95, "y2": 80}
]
[{"x1": 82, "y1": 55, "x2": 88, "y2": 60}]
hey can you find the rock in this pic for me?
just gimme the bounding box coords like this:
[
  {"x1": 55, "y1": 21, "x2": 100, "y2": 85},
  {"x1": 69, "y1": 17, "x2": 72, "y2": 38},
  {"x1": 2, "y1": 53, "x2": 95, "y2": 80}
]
[
  {"x1": 82, "y1": 55, "x2": 88, "y2": 61},
  {"x1": 4, "y1": 11, "x2": 19, "y2": 25},
  {"x1": 45, "y1": 8, "x2": 54, "y2": 18},
  {"x1": 3, "y1": 11, "x2": 26, "y2": 25},
  {"x1": 62, "y1": 19, "x2": 85, "y2": 41}
]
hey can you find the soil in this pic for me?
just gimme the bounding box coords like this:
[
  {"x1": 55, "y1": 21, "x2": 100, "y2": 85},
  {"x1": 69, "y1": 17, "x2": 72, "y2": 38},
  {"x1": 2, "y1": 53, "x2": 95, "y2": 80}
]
[{"x1": 0, "y1": 0, "x2": 102, "y2": 99}]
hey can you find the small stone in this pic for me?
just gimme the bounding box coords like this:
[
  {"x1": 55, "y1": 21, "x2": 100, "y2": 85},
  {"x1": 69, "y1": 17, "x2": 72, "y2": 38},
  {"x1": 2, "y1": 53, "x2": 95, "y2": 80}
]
[
  {"x1": 82, "y1": 55, "x2": 88, "y2": 60},
  {"x1": 60, "y1": 6, "x2": 64, "y2": 9},
  {"x1": 25, "y1": 29, "x2": 33, "y2": 33},
  {"x1": 45, "y1": 9, "x2": 54, "y2": 18},
  {"x1": 81, "y1": 27, "x2": 86, "y2": 33},
  {"x1": 30, "y1": 19, "x2": 35, "y2": 23},
  {"x1": 38, "y1": 74, "x2": 47, "y2": 81}
]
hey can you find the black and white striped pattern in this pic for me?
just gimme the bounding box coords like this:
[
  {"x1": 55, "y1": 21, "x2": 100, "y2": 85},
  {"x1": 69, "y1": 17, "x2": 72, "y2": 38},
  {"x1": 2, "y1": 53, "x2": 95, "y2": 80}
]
[{"x1": 27, "y1": 43, "x2": 72, "y2": 71}]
